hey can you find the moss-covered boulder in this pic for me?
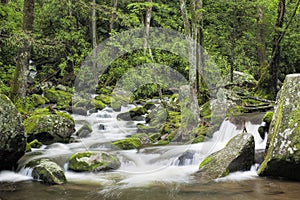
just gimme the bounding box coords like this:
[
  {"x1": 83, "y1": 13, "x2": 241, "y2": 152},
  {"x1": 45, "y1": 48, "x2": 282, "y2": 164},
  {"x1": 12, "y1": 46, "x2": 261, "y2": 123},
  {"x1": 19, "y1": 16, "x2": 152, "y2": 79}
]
[
  {"x1": 117, "y1": 106, "x2": 148, "y2": 121},
  {"x1": 258, "y1": 74, "x2": 300, "y2": 180},
  {"x1": 44, "y1": 88, "x2": 72, "y2": 109},
  {"x1": 0, "y1": 94, "x2": 26, "y2": 170},
  {"x1": 31, "y1": 94, "x2": 49, "y2": 107},
  {"x1": 26, "y1": 158, "x2": 66, "y2": 185},
  {"x1": 91, "y1": 99, "x2": 106, "y2": 110},
  {"x1": 112, "y1": 138, "x2": 142, "y2": 150},
  {"x1": 68, "y1": 151, "x2": 121, "y2": 172},
  {"x1": 24, "y1": 108, "x2": 75, "y2": 144},
  {"x1": 197, "y1": 132, "x2": 254, "y2": 181},
  {"x1": 76, "y1": 124, "x2": 93, "y2": 138}
]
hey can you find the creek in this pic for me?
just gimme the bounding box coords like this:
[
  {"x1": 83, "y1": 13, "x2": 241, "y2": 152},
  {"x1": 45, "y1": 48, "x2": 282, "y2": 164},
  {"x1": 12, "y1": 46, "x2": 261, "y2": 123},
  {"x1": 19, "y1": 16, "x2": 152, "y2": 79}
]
[{"x1": 1, "y1": 105, "x2": 300, "y2": 200}]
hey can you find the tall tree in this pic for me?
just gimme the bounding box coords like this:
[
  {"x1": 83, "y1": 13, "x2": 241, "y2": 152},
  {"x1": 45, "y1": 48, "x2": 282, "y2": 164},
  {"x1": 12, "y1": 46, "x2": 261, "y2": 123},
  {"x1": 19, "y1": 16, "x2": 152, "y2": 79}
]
[
  {"x1": 256, "y1": 0, "x2": 300, "y2": 99},
  {"x1": 10, "y1": 0, "x2": 34, "y2": 107}
]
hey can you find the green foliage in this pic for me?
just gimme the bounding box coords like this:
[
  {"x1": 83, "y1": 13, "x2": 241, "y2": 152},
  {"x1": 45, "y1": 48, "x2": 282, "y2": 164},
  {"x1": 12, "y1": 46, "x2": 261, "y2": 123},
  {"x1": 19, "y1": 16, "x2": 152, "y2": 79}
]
[{"x1": 112, "y1": 138, "x2": 142, "y2": 150}]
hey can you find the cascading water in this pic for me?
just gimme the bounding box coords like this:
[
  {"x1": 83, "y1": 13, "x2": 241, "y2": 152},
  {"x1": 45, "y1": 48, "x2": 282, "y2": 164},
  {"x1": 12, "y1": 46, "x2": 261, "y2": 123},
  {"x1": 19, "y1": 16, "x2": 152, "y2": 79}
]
[{"x1": 2, "y1": 105, "x2": 267, "y2": 191}]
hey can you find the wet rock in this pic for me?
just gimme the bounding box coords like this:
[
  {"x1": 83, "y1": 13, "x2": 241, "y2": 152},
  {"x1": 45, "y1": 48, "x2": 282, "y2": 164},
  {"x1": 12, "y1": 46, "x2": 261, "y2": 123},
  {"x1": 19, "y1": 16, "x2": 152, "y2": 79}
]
[
  {"x1": 112, "y1": 138, "x2": 142, "y2": 150},
  {"x1": 76, "y1": 124, "x2": 93, "y2": 138},
  {"x1": 98, "y1": 124, "x2": 105, "y2": 130},
  {"x1": 0, "y1": 94, "x2": 26, "y2": 170},
  {"x1": 24, "y1": 108, "x2": 75, "y2": 144},
  {"x1": 258, "y1": 74, "x2": 300, "y2": 180},
  {"x1": 117, "y1": 106, "x2": 148, "y2": 121},
  {"x1": 26, "y1": 158, "x2": 66, "y2": 185},
  {"x1": 71, "y1": 106, "x2": 88, "y2": 116},
  {"x1": 255, "y1": 149, "x2": 265, "y2": 164},
  {"x1": 68, "y1": 151, "x2": 121, "y2": 172},
  {"x1": 178, "y1": 151, "x2": 195, "y2": 166},
  {"x1": 197, "y1": 132, "x2": 254, "y2": 181}
]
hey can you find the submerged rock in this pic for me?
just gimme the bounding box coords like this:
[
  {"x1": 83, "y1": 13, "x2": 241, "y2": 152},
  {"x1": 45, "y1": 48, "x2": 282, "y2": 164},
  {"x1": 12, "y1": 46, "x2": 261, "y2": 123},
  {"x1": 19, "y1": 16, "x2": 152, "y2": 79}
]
[
  {"x1": 0, "y1": 94, "x2": 26, "y2": 170},
  {"x1": 258, "y1": 74, "x2": 300, "y2": 180},
  {"x1": 197, "y1": 132, "x2": 254, "y2": 181},
  {"x1": 26, "y1": 158, "x2": 66, "y2": 185},
  {"x1": 68, "y1": 151, "x2": 121, "y2": 172},
  {"x1": 24, "y1": 108, "x2": 75, "y2": 144}
]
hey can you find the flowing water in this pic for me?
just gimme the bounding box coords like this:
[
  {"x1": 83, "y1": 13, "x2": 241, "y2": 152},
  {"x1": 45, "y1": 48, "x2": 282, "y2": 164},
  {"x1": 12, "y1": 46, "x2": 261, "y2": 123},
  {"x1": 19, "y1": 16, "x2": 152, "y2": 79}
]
[{"x1": 1, "y1": 105, "x2": 300, "y2": 200}]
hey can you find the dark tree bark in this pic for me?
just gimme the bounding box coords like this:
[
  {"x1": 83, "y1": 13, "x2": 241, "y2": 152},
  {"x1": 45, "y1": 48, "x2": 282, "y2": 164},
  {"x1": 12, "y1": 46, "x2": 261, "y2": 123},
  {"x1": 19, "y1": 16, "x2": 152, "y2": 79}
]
[
  {"x1": 10, "y1": 0, "x2": 34, "y2": 106},
  {"x1": 268, "y1": 0, "x2": 285, "y2": 97},
  {"x1": 1, "y1": 0, "x2": 8, "y2": 4},
  {"x1": 256, "y1": 6, "x2": 267, "y2": 73}
]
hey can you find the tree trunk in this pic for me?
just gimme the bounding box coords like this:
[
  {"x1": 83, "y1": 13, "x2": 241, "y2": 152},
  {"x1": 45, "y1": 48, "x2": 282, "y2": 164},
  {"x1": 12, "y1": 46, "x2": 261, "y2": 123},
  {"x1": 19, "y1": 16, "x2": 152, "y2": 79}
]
[
  {"x1": 256, "y1": 5, "x2": 267, "y2": 77},
  {"x1": 109, "y1": 0, "x2": 118, "y2": 34},
  {"x1": 10, "y1": 0, "x2": 34, "y2": 106},
  {"x1": 268, "y1": 0, "x2": 285, "y2": 98},
  {"x1": 91, "y1": 0, "x2": 97, "y2": 49}
]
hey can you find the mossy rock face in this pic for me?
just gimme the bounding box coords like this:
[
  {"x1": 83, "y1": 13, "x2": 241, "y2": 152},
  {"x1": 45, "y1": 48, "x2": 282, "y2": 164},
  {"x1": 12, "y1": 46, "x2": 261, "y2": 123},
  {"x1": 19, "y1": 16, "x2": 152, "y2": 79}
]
[
  {"x1": 95, "y1": 94, "x2": 112, "y2": 105},
  {"x1": 0, "y1": 94, "x2": 26, "y2": 170},
  {"x1": 68, "y1": 151, "x2": 121, "y2": 172},
  {"x1": 26, "y1": 158, "x2": 66, "y2": 185},
  {"x1": 24, "y1": 109, "x2": 75, "y2": 144},
  {"x1": 112, "y1": 138, "x2": 142, "y2": 150},
  {"x1": 44, "y1": 88, "x2": 72, "y2": 109},
  {"x1": 258, "y1": 74, "x2": 300, "y2": 180},
  {"x1": 197, "y1": 133, "x2": 254, "y2": 181}
]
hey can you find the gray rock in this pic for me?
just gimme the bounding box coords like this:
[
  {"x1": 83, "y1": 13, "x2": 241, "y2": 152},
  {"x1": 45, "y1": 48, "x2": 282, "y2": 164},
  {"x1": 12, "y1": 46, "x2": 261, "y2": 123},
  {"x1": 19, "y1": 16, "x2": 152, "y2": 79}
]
[
  {"x1": 197, "y1": 132, "x2": 254, "y2": 181},
  {"x1": 76, "y1": 124, "x2": 93, "y2": 138},
  {"x1": 0, "y1": 94, "x2": 26, "y2": 170},
  {"x1": 26, "y1": 158, "x2": 66, "y2": 185},
  {"x1": 258, "y1": 74, "x2": 300, "y2": 180},
  {"x1": 24, "y1": 111, "x2": 75, "y2": 145}
]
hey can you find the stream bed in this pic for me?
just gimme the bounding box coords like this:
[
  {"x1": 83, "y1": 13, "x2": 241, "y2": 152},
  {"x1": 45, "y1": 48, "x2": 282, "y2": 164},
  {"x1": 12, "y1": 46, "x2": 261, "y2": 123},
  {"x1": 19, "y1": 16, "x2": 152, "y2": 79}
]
[{"x1": 1, "y1": 105, "x2": 300, "y2": 200}]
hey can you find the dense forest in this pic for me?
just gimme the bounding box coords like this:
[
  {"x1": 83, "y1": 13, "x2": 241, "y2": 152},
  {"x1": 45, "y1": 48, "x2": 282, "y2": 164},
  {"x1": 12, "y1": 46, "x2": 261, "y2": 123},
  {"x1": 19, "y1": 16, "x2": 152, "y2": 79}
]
[{"x1": 1, "y1": 0, "x2": 300, "y2": 106}]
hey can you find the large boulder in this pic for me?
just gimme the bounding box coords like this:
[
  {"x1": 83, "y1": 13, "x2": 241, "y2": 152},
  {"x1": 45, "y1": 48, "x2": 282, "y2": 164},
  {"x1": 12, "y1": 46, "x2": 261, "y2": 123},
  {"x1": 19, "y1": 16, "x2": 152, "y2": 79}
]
[
  {"x1": 25, "y1": 158, "x2": 66, "y2": 185},
  {"x1": 0, "y1": 94, "x2": 26, "y2": 170},
  {"x1": 258, "y1": 74, "x2": 300, "y2": 180},
  {"x1": 68, "y1": 151, "x2": 121, "y2": 172},
  {"x1": 24, "y1": 108, "x2": 75, "y2": 144},
  {"x1": 197, "y1": 132, "x2": 254, "y2": 181}
]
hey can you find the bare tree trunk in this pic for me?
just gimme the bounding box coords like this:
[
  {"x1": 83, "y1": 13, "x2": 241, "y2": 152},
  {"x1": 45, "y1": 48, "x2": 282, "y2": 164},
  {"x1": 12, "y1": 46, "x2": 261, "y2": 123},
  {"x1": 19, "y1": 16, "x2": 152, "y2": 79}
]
[
  {"x1": 109, "y1": 0, "x2": 118, "y2": 34},
  {"x1": 10, "y1": 0, "x2": 34, "y2": 106},
  {"x1": 91, "y1": 0, "x2": 97, "y2": 49}
]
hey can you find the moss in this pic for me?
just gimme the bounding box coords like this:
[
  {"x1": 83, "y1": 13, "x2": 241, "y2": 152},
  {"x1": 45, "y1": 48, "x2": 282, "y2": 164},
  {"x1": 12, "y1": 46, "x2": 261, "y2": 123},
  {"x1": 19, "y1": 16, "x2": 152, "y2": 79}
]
[
  {"x1": 26, "y1": 143, "x2": 32, "y2": 152},
  {"x1": 31, "y1": 94, "x2": 49, "y2": 107},
  {"x1": 149, "y1": 133, "x2": 161, "y2": 142},
  {"x1": 143, "y1": 101, "x2": 156, "y2": 110},
  {"x1": 199, "y1": 101, "x2": 212, "y2": 118},
  {"x1": 112, "y1": 138, "x2": 142, "y2": 150},
  {"x1": 91, "y1": 99, "x2": 106, "y2": 110},
  {"x1": 199, "y1": 156, "x2": 212, "y2": 168},
  {"x1": 95, "y1": 94, "x2": 112, "y2": 105},
  {"x1": 129, "y1": 106, "x2": 148, "y2": 116},
  {"x1": 44, "y1": 88, "x2": 72, "y2": 109},
  {"x1": 156, "y1": 140, "x2": 170, "y2": 146},
  {"x1": 55, "y1": 111, "x2": 75, "y2": 123},
  {"x1": 29, "y1": 139, "x2": 43, "y2": 148},
  {"x1": 263, "y1": 111, "x2": 274, "y2": 124}
]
